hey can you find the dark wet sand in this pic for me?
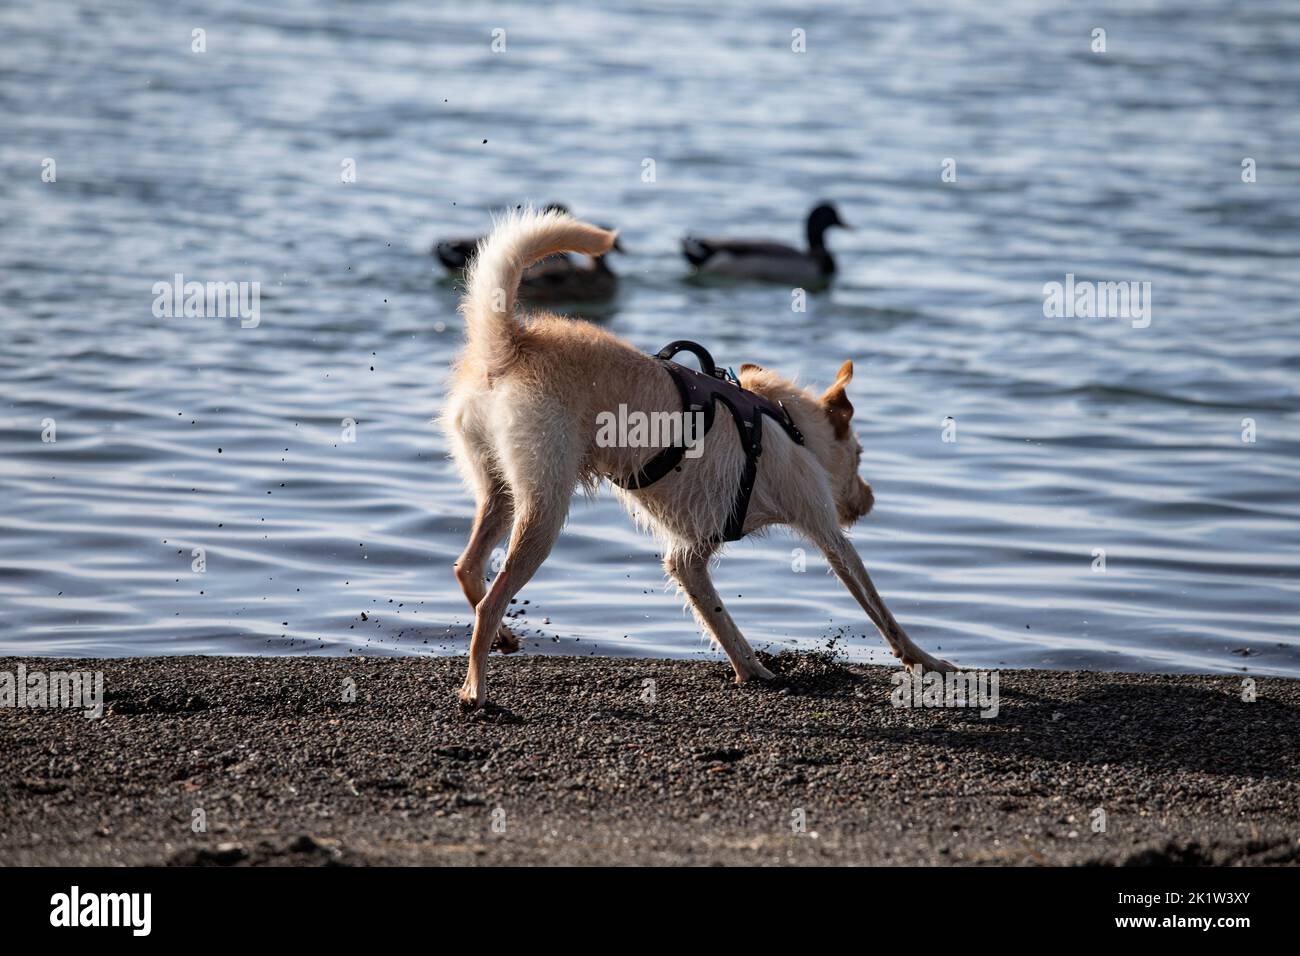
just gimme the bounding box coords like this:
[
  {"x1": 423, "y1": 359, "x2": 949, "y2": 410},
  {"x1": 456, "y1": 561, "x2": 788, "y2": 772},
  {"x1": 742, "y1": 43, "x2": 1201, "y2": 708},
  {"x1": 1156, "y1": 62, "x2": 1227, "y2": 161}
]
[{"x1": 2, "y1": 654, "x2": 1297, "y2": 866}]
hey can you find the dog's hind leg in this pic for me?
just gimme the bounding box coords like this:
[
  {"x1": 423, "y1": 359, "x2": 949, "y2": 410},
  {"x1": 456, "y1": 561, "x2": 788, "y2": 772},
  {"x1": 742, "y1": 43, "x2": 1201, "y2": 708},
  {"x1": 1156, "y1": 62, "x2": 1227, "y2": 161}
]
[
  {"x1": 666, "y1": 547, "x2": 774, "y2": 683},
  {"x1": 453, "y1": 478, "x2": 519, "y2": 653},
  {"x1": 458, "y1": 483, "x2": 572, "y2": 710}
]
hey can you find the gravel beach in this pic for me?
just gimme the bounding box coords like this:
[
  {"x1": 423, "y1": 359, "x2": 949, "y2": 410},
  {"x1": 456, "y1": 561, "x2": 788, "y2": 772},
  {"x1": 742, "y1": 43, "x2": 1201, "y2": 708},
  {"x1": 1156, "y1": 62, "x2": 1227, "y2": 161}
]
[{"x1": 2, "y1": 654, "x2": 1297, "y2": 866}]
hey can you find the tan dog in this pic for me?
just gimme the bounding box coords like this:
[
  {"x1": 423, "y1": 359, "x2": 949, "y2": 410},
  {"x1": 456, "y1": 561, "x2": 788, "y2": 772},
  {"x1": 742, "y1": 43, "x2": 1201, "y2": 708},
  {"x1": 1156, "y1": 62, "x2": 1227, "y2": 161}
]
[{"x1": 445, "y1": 208, "x2": 954, "y2": 708}]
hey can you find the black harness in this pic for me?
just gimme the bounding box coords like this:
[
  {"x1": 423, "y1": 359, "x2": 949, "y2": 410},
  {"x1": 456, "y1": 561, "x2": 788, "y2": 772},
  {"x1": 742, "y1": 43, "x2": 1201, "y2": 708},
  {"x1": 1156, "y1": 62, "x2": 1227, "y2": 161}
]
[{"x1": 609, "y1": 340, "x2": 805, "y2": 541}]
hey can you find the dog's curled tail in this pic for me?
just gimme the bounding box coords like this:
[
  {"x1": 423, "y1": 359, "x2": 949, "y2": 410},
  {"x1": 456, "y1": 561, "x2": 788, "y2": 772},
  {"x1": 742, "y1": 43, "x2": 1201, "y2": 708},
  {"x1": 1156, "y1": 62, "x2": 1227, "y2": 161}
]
[{"x1": 460, "y1": 206, "x2": 616, "y2": 375}]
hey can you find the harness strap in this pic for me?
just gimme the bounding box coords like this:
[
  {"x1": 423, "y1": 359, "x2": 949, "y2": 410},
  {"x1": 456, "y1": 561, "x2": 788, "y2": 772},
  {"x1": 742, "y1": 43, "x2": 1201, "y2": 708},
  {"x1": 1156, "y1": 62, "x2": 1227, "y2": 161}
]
[
  {"x1": 609, "y1": 341, "x2": 806, "y2": 542},
  {"x1": 612, "y1": 360, "x2": 714, "y2": 489}
]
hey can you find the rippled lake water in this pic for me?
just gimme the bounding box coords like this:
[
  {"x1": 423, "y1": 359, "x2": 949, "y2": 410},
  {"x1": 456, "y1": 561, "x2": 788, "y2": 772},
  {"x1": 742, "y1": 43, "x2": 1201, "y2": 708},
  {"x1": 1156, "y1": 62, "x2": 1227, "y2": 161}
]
[{"x1": 2, "y1": 1, "x2": 1298, "y2": 676}]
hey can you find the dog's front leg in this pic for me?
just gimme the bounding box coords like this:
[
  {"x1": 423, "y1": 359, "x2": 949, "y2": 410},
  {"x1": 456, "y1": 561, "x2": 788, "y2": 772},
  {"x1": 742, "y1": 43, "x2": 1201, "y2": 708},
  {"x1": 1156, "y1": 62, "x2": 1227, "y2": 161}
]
[
  {"x1": 666, "y1": 548, "x2": 774, "y2": 683},
  {"x1": 809, "y1": 530, "x2": 955, "y2": 674}
]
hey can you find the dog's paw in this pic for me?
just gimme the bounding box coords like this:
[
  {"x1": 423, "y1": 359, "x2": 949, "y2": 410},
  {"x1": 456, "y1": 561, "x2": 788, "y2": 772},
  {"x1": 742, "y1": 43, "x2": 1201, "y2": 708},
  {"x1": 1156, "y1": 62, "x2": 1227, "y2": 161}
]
[
  {"x1": 904, "y1": 654, "x2": 957, "y2": 675},
  {"x1": 457, "y1": 685, "x2": 487, "y2": 711},
  {"x1": 735, "y1": 663, "x2": 776, "y2": 684},
  {"x1": 492, "y1": 627, "x2": 520, "y2": 655}
]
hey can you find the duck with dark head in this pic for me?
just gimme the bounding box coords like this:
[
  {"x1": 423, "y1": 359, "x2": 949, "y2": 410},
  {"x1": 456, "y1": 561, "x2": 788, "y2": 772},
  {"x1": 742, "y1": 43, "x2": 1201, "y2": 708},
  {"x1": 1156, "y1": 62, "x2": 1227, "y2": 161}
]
[{"x1": 682, "y1": 201, "x2": 849, "y2": 286}]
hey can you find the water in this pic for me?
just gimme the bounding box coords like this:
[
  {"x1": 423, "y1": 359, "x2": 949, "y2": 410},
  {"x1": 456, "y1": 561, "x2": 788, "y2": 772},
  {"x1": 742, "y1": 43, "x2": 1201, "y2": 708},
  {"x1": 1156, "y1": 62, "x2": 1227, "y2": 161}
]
[{"x1": 2, "y1": 0, "x2": 1298, "y2": 676}]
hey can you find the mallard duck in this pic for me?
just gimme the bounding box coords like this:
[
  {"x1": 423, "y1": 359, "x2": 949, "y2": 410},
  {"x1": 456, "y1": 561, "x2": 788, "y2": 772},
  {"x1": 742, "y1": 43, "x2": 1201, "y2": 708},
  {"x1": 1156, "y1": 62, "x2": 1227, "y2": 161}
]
[
  {"x1": 681, "y1": 202, "x2": 849, "y2": 285},
  {"x1": 433, "y1": 203, "x2": 571, "y2": 274}
]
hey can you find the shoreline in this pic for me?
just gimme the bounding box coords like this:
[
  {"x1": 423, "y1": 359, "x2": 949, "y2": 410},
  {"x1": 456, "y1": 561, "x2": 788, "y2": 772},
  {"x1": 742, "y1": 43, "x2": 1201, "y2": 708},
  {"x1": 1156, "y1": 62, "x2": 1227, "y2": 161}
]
[{"x1": 2, "y1": 654, "x2": 1297, "y2": 866}]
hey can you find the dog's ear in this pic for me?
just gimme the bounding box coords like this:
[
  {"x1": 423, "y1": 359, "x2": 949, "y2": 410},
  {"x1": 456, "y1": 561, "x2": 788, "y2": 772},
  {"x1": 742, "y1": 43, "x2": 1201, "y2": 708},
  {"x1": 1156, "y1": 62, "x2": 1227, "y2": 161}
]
[
  {"x1": 820, "y1": 360, "x2": 854, "y2": 439},
  {"x1": 739, "y1": 362, "x2": 765, "y2": 376}
]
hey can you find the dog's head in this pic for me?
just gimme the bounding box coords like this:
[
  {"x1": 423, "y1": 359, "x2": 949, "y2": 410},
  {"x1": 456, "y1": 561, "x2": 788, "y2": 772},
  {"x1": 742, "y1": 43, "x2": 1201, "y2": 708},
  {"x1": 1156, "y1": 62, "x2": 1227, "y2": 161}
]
[
  {"x1": 817, "y1": 360, "x2": 874, "y2": 525},
  {"x1": 739, "y1": 359, "x2": 875, "y2": 527}
]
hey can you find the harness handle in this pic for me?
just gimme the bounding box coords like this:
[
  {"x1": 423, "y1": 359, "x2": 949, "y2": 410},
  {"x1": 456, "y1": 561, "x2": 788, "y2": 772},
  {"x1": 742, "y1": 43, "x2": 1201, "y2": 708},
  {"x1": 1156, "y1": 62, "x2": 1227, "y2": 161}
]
[{"x1": 655, "y1": 340, "x2": 718, "y2": 378}]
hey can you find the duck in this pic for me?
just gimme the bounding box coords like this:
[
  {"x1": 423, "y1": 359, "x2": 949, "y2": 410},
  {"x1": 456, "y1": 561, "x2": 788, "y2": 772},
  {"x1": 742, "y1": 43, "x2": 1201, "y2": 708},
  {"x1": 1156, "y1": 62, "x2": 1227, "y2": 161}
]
[
  {"x1": 432, "y1": 203, "x2": 572, "y2": 274},
  {"x1": 681, "y1": 202, "x2": 849, "y2": 286}
]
